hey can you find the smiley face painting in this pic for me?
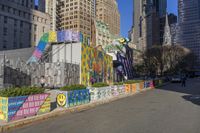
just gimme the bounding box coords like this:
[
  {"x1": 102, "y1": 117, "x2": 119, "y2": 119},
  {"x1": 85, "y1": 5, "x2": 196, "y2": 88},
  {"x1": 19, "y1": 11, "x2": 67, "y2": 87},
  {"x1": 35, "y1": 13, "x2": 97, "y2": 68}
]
[{"x1": 56, "y1": 93, "x2": 67, "y2": 107}]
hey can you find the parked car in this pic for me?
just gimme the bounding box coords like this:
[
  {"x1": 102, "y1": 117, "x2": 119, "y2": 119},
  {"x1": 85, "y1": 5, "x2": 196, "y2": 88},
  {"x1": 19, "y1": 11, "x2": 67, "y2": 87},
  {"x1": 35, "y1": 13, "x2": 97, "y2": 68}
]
[{"x1": 171, "y1": 75, "x2": 181, "y2": 83}]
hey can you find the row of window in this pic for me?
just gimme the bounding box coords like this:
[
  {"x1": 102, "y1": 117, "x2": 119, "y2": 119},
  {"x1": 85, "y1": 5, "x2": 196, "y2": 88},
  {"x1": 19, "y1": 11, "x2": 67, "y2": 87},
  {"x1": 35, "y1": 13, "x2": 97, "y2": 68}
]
[{"x1": 0, "y1": 4, "x2": 48, "y2": 24}]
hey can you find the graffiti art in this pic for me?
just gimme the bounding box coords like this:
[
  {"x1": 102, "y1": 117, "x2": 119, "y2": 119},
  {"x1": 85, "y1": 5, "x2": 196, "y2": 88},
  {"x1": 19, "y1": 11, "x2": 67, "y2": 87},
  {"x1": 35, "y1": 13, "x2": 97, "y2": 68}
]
[{"x1": 27, "y1": 30, "x2": 81, "y2": 63}]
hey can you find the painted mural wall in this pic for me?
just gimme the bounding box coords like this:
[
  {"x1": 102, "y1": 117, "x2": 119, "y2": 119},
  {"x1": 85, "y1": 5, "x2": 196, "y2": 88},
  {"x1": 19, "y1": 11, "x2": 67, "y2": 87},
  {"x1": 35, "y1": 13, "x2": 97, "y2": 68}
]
[
  {"x1": 28, "y1": 30, "x2": 80, "y2": 63},
  {"x1": 27, "y1": 30, "x2": 113, "y2": 86},
  {"x1": 81, "y1": 43, "x2": 113, "y2": 85},
  {"x1": 104, "y1": 38, "x2": 134, "y2": 81},
  {"x1": 0, "y1": 93, "x2": 50, "y2": 122}
]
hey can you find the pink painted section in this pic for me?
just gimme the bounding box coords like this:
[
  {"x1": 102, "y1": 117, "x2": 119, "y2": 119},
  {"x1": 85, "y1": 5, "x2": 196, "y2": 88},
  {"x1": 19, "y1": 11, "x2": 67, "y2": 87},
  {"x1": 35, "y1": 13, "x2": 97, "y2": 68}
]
[
  {"x1": 150, "y1": 81, "x2": 154, "y2": 88},
  {"x1": 11, "y1": 94, "x2": 49, "y2": 121},
  {"x1": 33, "y1": 49, "x2": 42, "y2": 59}
]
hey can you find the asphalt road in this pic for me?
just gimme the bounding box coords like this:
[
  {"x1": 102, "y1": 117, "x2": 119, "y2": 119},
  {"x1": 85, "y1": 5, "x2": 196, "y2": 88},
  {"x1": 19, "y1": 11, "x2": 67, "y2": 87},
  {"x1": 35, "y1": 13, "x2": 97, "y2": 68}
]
[{"x1": 9, "y1": 79, "x2": 200, "y2": 133}]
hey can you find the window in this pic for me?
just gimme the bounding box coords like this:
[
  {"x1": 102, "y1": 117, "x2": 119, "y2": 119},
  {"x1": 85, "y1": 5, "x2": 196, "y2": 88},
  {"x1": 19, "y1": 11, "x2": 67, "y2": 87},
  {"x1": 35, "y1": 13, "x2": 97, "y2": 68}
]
[
  {"x1": 3, "y1": 40, "x2": 7, "y2": 49},
  {"x1": 4, "y1": 16, "x2": 7, "y2": 24},
  {"x1": 34, "y1": 24, "x2": 37, "y2": 31},
  {"x1": 13, "y1": 41, "x2": 17, "y2": 48},
  {"x1": 42, "y1": 27, "x2": 45, "y2": 33},
  {"x1": 19, "y1": 43, "x2": 23, "y2": 48},
  {"x1": 3, "y1": 27, "x2": 7, "y2": 36},
  {"x1": 34, "y1": 34, "x2": 36, "y2": 42},
  {"x1": 14, "y1": 29, "x2": 17, "y2": 38},
  {"x1": 14, "y1": 19, "x2": 17, "y2": 26},
  {"x1": 20, "y1": 21, "x2": 23, "y2": 27}
]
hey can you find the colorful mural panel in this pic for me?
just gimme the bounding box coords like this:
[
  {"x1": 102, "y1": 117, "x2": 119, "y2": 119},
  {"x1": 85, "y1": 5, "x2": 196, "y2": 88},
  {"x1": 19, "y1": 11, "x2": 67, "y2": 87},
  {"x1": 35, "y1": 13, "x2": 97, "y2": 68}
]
[
  {"x1": 88, "y1": 85, "x2": 126, "y2": 102},
  {"x1": 56, "y1": 89, "x2": 90, "y2": 108},
  {"x1": 0, "y1": 93, "x2": 50, "y2": 122},
  {"x1": 81, "y1": 43, "x2": 113, "y2": 85}
]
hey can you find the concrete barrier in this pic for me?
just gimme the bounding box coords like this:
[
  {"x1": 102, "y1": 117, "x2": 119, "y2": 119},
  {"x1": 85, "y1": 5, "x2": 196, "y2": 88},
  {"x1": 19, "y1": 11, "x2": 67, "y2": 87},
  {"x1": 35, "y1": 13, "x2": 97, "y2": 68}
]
[{"x1": 56, "y1": 89, "x2": 90, "y2": 108}]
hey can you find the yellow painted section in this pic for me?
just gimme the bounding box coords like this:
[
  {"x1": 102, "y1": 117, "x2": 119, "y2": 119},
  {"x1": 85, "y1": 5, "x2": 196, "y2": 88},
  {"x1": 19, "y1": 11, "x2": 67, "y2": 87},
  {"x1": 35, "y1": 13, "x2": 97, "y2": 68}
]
[
  {"x1": 139, "y1": 82, "x2": 144, "y2": 91},
  {"x1": 48, "y1": 31, "x2": 57, "y2": 43},
  {"x1": 124, "y1": 84, "x2": 131, "y2": 93},
  {"x1": 38, "y1": 96, "x2": 51, "y2": 114},
  {"x1": 0, "y1": 97, "x2": 8, "y2": 121},
  {"x1": 132, "y1": 84, "x2": 137, "y2": 93},
  {"x1": 81, "y1": 43, "x2": 113, "y2": 86}
]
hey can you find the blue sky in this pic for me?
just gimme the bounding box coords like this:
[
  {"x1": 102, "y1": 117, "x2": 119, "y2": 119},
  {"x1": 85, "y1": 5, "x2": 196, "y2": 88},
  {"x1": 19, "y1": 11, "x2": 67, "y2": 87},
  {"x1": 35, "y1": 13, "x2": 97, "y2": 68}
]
[{"x1": 118, "y1": 0, "x2": 178, "y2": 37}]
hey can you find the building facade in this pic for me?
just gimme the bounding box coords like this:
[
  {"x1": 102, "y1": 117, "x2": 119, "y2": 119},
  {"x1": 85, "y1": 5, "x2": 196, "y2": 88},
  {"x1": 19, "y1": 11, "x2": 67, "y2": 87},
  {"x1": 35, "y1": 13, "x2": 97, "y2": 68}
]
[
  {"x1": 132, "y1": 0, "x2": 167, "y2": 50},
  {"x1": 0, "y1": 0, "x2": 50, "y2": 51},
  {"x1": 93, "y1": 20, "x2": 119, "y2": 48},
  {"x1": 43, "y1": 0, "x2": 57, "y2": 31},
  {"x1": 132, "y1": 0, "x2": 145, "y2": 50},
  {"x1": 96, "y1": 0, "x2": 120, "y2": 36},
  {"x1": 56, "y1": 0, "x2": 95, "y2": 38},
  {"x1": 153, "y1": 0, "x2": 167, "y2": 17},
  {"x1": 178, "y1": 0, "x2": 200, "y2": 67},
  {"x1": 170, "y1": 23, "x2": 179, "y2": 45}
]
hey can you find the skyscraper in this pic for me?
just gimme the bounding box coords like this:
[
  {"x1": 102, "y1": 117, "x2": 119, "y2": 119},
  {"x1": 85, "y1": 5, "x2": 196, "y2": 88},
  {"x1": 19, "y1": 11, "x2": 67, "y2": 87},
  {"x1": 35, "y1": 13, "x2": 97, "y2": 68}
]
[
  {"x1": 132, "y1": 0, "x2": 167, "y2": 50},
  {"x1": 153, "y1": 0, "x2": 167, "y2": 17},
  {"x1": 43, "y1": 0, "x2": 57, "y2": 31},
  {"x1": 132, "y1": 0, "x2": 144, "y2": 50},
  {"x1": 96, "y1": 0, "x2": 120, "y2": 36},
  {"x1": 56, "y1": 0, "x2": 95, "y2": 38},
  {"x1": 178, "y1": 0, "x2": 200, "y2": 67},
  {"x1": 0, "y1": 0, "x2": 50, "y2": 50}
]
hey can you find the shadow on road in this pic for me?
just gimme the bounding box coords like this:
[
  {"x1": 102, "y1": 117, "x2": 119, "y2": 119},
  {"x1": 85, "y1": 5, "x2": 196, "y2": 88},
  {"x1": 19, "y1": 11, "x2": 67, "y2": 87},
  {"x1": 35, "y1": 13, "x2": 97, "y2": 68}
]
[
  {"x1": 182, "y1": 95, "x2": 200, "y2": 106},
  {"x1": 157, "y1": 78, "x2": 200, "y2": 106}
]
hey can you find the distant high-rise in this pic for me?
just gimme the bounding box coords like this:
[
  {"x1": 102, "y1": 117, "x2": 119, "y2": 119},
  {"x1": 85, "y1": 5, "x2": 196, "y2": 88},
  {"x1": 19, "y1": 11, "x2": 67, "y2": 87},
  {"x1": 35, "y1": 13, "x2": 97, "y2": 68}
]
[
  {"x1": 12, "y1": 0, "x2": 35, "y2": 9},
  {"x1": 38, "y1": 0, "x2": 46, "y2": 12},
  {"x1": 132, "y1": 0, "x2": 144, "y2": 50},
  {"x1": 178, "y1": 0, "x2": 200, "y2": 66},
  {"x1": 96, "y1": 0, "x2": 120, "y2": 36},
  {"x1": 0, "y1": 0, "x2": 50, "y2": 50},
  {"x1": 153, "y1": 0, "x2": 167, "y2": 17},
  {"x1": 56, "y1": 0, "x2": 95, "y2": 38},
  {"x1": 132, "y1": 0, "x2": 167, "y2": 50},
  {"x1": 43, "y1": 0, "x2": 57, "y2": 31}
]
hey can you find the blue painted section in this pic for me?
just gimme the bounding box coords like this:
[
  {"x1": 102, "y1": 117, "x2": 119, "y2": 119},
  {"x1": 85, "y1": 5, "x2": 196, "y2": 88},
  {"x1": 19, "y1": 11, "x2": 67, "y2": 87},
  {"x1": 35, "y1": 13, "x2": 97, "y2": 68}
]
[
  {"x1": 60, "y1": 89, "x2": 90, "y2": 108},
  {"x1": 57, "y1": 31, "x2": 65, "y2": 42},
  {"x1": 37, "y1": 41, "x2": 47, "y2": 52},
  {"x1": 144, "y1": 81, "x2": 151, "y2": 88},
  {"x1": 8, "y1": 96, "x2": 28, "y2": 121}
]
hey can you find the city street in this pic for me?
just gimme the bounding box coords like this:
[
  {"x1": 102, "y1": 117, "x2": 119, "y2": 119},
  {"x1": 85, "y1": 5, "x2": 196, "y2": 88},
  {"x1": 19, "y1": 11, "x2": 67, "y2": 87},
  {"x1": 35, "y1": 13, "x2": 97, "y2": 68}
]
[{"x1": 9, "y1": 79, "x2": 200, "y2": 133}]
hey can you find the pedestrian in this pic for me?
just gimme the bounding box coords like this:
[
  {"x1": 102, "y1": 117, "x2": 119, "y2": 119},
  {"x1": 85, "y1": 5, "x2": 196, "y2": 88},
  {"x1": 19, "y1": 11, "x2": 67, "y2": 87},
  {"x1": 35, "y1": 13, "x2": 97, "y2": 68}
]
[
  {"x1": 40, "y1": 76, "x2": 46, "y2": 88},
  {"x1": 181, "y1": 76, "x2": 186, "y2": 87},
  {"x1": 90, "y1": 77, "x2": 94, "y2": 85}
]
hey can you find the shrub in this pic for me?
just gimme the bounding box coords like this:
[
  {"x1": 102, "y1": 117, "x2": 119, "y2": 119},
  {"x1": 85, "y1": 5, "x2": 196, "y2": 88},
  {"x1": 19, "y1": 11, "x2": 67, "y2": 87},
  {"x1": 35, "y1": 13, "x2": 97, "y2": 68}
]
[
  {"x1": 91, "y1": 82, "x2": 109, "y2": 88},
  {"x1": 113, "y1": 82, "x2": 124, "y2": 85},
  {"x1": 124, "y1": 80, "x2": 142, "y2": 84},
  {"x1": 60, "y1": 84, "x2": 86, "y2": 91},
  {"x1": 0, "y1": 87, "x2": 45, "y2": 97}
]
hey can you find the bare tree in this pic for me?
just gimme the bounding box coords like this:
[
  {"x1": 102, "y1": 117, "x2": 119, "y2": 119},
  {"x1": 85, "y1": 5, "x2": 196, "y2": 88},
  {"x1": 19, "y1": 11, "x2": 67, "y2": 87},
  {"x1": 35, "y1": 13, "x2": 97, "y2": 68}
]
[{"x1": 137, "y1": 45, "x2": 197, "y2": 77}]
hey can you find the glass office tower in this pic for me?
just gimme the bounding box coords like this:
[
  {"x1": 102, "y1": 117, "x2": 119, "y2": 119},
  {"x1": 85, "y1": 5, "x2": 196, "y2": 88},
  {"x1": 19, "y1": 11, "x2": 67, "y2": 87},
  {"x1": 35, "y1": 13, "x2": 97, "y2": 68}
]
[{"x1": 178, "y1": 0, "x2": 200, "y2": 67}]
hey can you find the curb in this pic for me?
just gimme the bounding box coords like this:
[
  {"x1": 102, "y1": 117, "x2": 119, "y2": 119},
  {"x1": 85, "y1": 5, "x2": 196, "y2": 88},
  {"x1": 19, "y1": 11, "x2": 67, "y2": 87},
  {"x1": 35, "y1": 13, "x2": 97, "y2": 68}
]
[{"x1": 0, "y1": 88, "x2": 154, "y2": 133}]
